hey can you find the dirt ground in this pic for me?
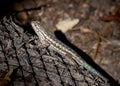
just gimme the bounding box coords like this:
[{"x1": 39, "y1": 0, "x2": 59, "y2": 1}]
[{"x1": 0, "y1": 0, "x2": 120, "y2": 85}]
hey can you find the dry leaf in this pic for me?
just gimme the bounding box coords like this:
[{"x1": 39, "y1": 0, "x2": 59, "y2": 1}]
[{"x1": 56, "y1": 18, "x2": 79, "y2": 33}]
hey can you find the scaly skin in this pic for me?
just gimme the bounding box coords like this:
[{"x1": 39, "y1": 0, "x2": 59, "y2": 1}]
[{"x1": 31, "y1": 21, "x2": 105, "y2": 80}]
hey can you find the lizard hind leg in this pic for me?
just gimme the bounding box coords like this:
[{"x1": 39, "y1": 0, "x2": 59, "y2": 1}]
[{"x1": 47, "y1": 45, "x2": 75, "y2": 65}]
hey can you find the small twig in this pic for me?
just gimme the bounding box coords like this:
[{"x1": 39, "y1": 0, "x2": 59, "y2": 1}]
[{"x1": 93, "y1": 31, "x2": 101, "y2": 60}]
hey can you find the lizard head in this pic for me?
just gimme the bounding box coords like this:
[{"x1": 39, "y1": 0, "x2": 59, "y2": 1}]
[{"x1": 31, "y1": 21, "x2": 48, "y2": 41}]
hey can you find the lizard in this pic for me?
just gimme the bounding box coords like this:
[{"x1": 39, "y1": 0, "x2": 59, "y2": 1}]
[{"x1": 30, "y1": 21, "x2": 105, "y2": 80}]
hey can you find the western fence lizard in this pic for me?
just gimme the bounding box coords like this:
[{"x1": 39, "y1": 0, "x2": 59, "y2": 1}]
[{"x1": 31, "y1": 21, "x2": 104, "y2": 79}]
